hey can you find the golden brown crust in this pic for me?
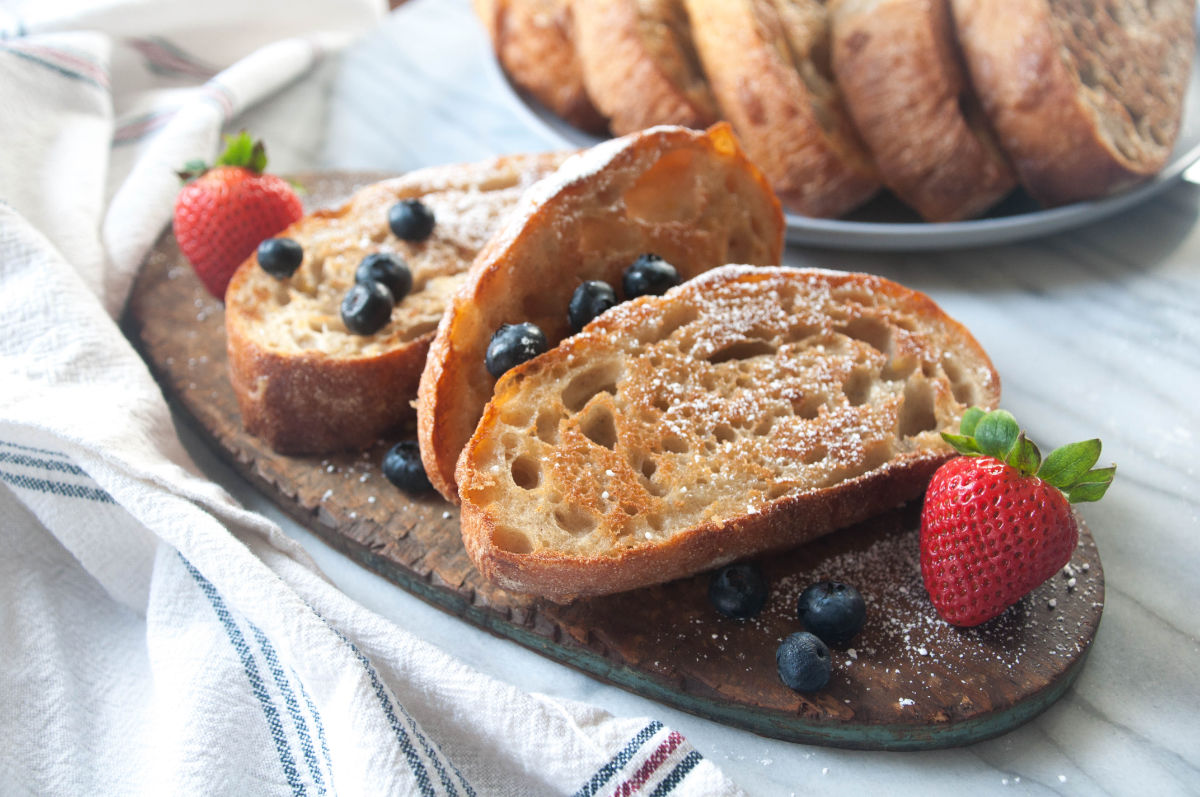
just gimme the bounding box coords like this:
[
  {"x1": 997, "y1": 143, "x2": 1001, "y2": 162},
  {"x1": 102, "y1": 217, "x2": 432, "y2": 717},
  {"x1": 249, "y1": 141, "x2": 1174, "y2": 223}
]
[
  {"x1": 224, "y1": 152, "x2": 570, "y2": 455},
  {"x1": 477, "y1": 0, "x2": 608, "y2": 134},
  {"x1": 416, "y1": 124, "x2": 785, "y2": 502},
  {"x1": 830, "y1": 0, "x2": 1016, "y2": 221},
  {"x1": 683, "y1": 0, "x2": 880, "y2": 217},
  {"x1": 950, "y1": 0, "x2": 1196, "y2": 207},
  {"x1": 572, "y1": 0, "x2": 720, "y2": 135},
  {"x1": 457, "y1": 266, "x2": 1001, "y2": 601}
]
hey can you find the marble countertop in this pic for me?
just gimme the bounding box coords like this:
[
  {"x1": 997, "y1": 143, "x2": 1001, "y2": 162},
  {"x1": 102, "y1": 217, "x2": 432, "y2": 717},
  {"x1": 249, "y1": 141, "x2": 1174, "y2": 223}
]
[{"x1": 184, "y1": 0, "x2": 1200, "y2": 792}]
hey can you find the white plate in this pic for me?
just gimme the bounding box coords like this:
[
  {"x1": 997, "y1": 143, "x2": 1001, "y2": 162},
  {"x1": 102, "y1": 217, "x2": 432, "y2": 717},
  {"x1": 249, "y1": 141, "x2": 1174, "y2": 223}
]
[{"x1": 501, "y1": 36, "x2": 1200, "y2": 252}]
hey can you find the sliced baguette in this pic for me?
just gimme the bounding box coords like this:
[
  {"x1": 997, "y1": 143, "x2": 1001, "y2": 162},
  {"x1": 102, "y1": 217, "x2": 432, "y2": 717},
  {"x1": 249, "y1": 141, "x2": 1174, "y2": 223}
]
[
  {"x1": 571, "y1": 0, "x2": 719, "y2": 135},
  {"x1": 474, "y1": 0, "x2": 608, "y2": 134},
  {"x1": 225, "y1": 152, "x2": 569, "y2": 455},
  {"x1": 950, "y1": 0, "x2": 1196, "y2": 207},
  {"x1": 457, "y1": 266, "x2": 1001, "y2": 601},
  {"x1": 683, "y1": 0, "x2": 880, "y2": 217},
  {"x1": 416, "y1": 124, "x2": 785, "y2": 502},
  {"x1": 830, "y1": 0, "x2": 1016, "y2": 221}
]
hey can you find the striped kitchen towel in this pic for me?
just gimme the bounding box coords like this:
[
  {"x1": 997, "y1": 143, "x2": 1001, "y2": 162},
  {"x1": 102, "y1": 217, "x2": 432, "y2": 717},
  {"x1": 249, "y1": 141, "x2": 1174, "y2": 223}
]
[{"x1": 0, "y1": 1, "x2": 743, "y2": 794}]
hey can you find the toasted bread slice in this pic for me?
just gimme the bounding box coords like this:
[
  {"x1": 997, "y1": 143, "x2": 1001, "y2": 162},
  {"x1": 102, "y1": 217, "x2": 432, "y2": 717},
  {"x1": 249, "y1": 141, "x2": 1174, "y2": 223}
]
[
  {"x1": 417, "y1": 124, "x2": 785, "y2": 502},
  {"x1": 572, "y1": 0, "x2": 720, "y2": 135},
  {"x1": 951, "y1": 0, "x2": 1196, "y2": 207},
  {"x1": 683, "y1": 0, "x2": 880, "y2": 217},
  {"x1": 457, "y1": 266, "x2": 1001, "y2": 601},
  {"x1": 830, "y1": 0, "x2": 1016, "y2": 221},
  {"x1": 225, "y1": 152, "x2": 569, "y2": 455},
  {"x1": 474, "y1": 0, "x2": 608, "y2": 134}
]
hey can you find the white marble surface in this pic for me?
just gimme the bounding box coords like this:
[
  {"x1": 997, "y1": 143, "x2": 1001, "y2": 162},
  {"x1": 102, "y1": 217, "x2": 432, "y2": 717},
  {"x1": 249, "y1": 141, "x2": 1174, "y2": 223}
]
[{"x1": 193, "y1": 0, "x2": 1200, "y2": 793}]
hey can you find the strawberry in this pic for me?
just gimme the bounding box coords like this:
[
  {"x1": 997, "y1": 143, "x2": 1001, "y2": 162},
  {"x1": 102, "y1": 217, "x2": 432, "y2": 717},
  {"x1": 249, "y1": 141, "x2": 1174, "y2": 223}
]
[
  {"x1": 920, "y1": 407, "x2": 1115, "y2": 627},
  {"x1": 172, "y1": 132, "x2": 302, "y2": 299}
]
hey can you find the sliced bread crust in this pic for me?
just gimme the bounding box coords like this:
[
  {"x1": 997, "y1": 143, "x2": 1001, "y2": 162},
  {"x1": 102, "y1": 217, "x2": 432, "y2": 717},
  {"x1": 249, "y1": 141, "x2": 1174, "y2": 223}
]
[
  {"x1": 683, "y1": 0, "x2": 880, "y2": 217},
  {"x1": 457, "y1": 266, "x2": 1001, "y2": 601},
  {"x1": 416, "y1": 124, "x2": 785, "y2": 502},
  {"x1": 830, "y1": 0, "x2": 1016, "y2": 221},
  {"x1": 571, "y1": 0, "x2": 719, "y2": 135},
  {"x1": 950, "y1": 0, "x2": 1196, "y2": 207},
  {"x1": 225, "y1": 152, "x2": 569, "y2": 455}
]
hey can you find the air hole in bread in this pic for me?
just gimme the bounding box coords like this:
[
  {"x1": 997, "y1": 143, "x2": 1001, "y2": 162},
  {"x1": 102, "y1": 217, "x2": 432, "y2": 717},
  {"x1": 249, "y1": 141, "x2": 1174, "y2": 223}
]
[
  {"x1": 897, "y1": 379, "x2": 938, "y2": 439},
  {"x1": 554, "y1": 504, "x2": 597, "y2": 536},
  {"x1": 839, "y1": 316, "x2": 893, "y2": 355},
  {"x1": 714, "y1": 423, "x2": 736, "y2": 443},
  {"x1": 843, "y1": 368, "x2": 873, "y2": 406},
  {"x1": 494, "y1": 525, "x2": 533, "y2": 554},
  {"x1": 510, "y1": 455, "x2": 541, "y2": 490},
  {"x1": 767, "y1": 482, "x2": 792, "y2": 500},
  {"x1": 580, "y1": 405, "x2": 618, "y2": 449},
  {"x1": 621, "y1": 503, "x2": 640, "y2": 517},
  {"x1": 562, "y1": 363, "x2": 622, "y2": 413},
  {"x1": 802, "y1": 443, "x2": 828, "y2": 465},
  {"x1": 706, "y1": 338, "x2": 778, "y2": 364},
  {"x1": 535, "y1": 409, "x2": 560, "y2": 444},
  {"x1": 624, "y1": 149, "x2": 702, "y2": 224},
  {"x1": 652, "y1": 306, "x2": 698, "y2": 344},
  {"x1": 646, "y1": 513, "x2": 664, "y2": 532},
  {"x1": 754, "y1": 414, "x2": 775, "y2": 436},
  {"x1": 662, "y1": 433, "x2": 688, "y2": 454},
  {"x1": 941, "y1": 357, "x2": 974, "y2": 404},
  {"x1": 792, "y1": 393, "x2": 822, "y2": 420},
  {"x1": 500, "y1": 405, "x2": 533, "y2": 428}
]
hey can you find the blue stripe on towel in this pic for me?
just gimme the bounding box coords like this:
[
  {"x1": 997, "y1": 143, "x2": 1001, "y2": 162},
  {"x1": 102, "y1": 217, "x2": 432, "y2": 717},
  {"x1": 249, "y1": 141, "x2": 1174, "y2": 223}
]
[
  {"x1": 181, "y1": 556, "x2": 306, "y2": 797},
  {"x1": 250, "y1": 623, "x2": 328, "y2": 795},
  {"x1": 0, "y1": 450, "x2": 90, "y2": 476},
  {"x1": 0, "y1": 468, "x2": 115, "y2": 504},
  {"x1": 0, "y1": 439, "x2": 73, "y2": 460},
  {"x1": 572, "y1": 721, "x2": 663, "y2": 797},
  {"x1": 294, "y1": 675, "x2": 334, "y2": 785}
]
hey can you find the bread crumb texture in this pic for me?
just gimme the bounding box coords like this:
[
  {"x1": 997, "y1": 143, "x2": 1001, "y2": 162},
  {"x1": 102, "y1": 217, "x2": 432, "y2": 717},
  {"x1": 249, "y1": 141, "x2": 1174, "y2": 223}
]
[{"x1": 460, "y1": 267, "x2": 997, "y2": 558}]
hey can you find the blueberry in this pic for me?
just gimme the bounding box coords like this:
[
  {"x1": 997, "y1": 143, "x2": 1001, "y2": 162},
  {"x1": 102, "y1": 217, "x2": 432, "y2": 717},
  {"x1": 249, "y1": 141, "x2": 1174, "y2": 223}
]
[
  {"x1": 622, "y1": 253, "x2": 679, "y2": 299},
  {"x1": 485, "y1": 322, "x2": 548, "y2": 378},
  {"x1": 382, "y1": 440, "x2": 432, "y2": 493},
  {"x1": 568, "y1": 280, "x2": 618, "y2": 331},
  {"x1": 776, "y1": 632, "x2": 831, "y2": 692},
  {"x1": 257, "y1": 237, "x2": 303, "y2": 278},
  {"x1": 797, "y1": 581, "x2": 866, "y2": 647},
  {"x1": 340, "y1": 281, "x2": 394, "y2": 335},
  {"x1": 388, "y1": 198, "x2": 435, "y2": 241},
  {"x1": 708, "y1": 563, "x2": 768, "y2": 619},
  {"x1": 356, "y1": 252, "x2": 413, "y2": 302}
]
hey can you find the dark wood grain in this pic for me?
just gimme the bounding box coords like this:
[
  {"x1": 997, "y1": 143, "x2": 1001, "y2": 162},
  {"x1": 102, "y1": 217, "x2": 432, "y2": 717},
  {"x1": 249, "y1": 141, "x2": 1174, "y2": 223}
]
[{"x1": 122, "y1": 171, "x2": 1105, "y2": 750}]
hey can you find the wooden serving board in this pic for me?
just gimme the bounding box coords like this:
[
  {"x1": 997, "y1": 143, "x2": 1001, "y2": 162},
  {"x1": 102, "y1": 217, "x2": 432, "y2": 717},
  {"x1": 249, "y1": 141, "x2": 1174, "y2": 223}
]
[{"x1": 123, "y1": 172, "x2": 1104, "y2": 751}]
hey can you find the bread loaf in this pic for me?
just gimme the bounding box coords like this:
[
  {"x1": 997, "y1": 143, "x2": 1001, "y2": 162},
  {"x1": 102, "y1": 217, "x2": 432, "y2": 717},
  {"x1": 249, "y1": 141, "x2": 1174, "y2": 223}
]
[
  {"x1": 571, "y1": 0, "x2": 719, "y2": 135},
  {"x1": 225, "y1": 152, "x2": 569, "y2": 454},
  {"x1": 457, "y1": 266, "x2": 1001, "y2": 601},
  {"x1": 683, "y1": 0, "x2": 880, "y2": 218},
  {"x1": 473, "y1": 0, "x2": 607, "y2": 134},
  {"x1": 951, "y1": 0, "x2": 1196, "y2": 207},
  {"x1": 830, "y1": 0, "x2": 1016, "y2": 221},
  {"x1": 416, "y1": 124, "x2": 785, "y2": 502}
]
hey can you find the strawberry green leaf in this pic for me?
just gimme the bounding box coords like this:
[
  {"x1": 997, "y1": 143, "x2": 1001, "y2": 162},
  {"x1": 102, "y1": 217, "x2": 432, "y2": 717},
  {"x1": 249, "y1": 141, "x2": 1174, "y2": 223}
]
[
  {"x1": 214, "y1": 131, "x2": 268, "y2": 172},
  {"x1": 941, "y1": 432, "x2": 983, "y2": 455},
  {"x1": 1067, "y1": 466, "x2": 1116, "y2": 503},
  {"x1": 974, "y1": 409, "x2": 1020, "y2": 460},
  {"x1": 1038, "y1": 439, "x2": 1102, "y2": 490},
  {"x1": 959, "y1": 406, "x2": 986, "y2": 436},
  {"x1": 176, "y1": 159, "x2": 210, "y2": 182},
  {"x1": 1005, "y1": 432, "x2": 1041, "y2": 476}
]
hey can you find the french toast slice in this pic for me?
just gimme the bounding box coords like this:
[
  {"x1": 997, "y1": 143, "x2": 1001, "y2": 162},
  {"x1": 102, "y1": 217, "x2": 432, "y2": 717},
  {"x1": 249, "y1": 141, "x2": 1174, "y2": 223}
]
[
  {"x1": 474, "y1": 0, "x2": 608, "y2": 134},
  {"x1": 225, "y1": 152, "x2": 569, "y2": 455},
  {"x1": 416, "y1": 124, "x2": 785, "y2": 502},
  {"x1": 682, "y1": 0, "x2": 880, "y2": 218},
  {"x1": 571, "y1": 0, "x2": 719, "y2": 135},
  {"x1": 951, "y1": 0, "x2": 1196, "y2": 207},
  {"x1": 457, "y1": 266, "x2": 1001, "y2": 602},
  {"x1": 829, "y1": 0, "x2": 1016, "y2": 222}
]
